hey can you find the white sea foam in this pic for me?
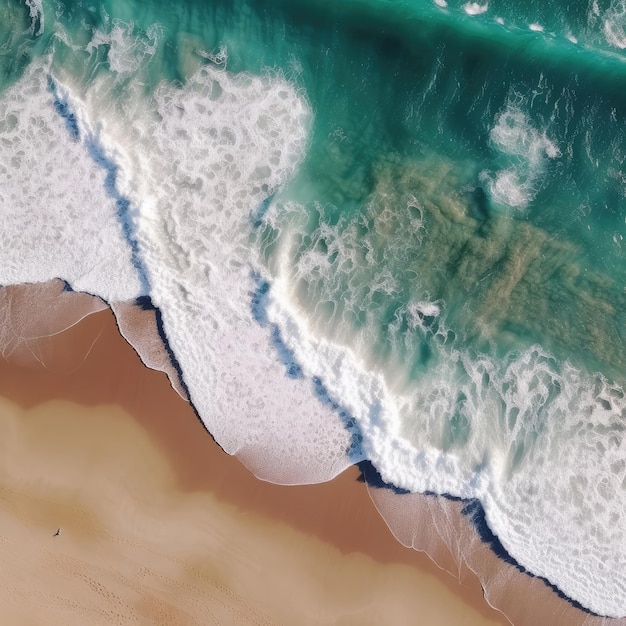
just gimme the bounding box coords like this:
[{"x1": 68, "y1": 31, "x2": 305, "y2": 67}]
[
  {"x1": 484, "y1": 169, "x2": 530, "y2": 208},
  {"x1": 490, "y1": 105, "x2": 559, "y2": 162},
  {"x1": 407, "y1": 301, "x2": 441, "y2": 326},
  {"x1": 434, "y1": 0, "x2": 448, "y2": 8},
  {"x1": 529, "y1": 23, "x2": 544, "y2": 32},
  {"x1": 485, "y1": 103, "x2": 560, "y2": 208},
  {"x1": 86, "y1": 19, "x2": 160, "y2": 75},
  {"x1": 604, "y1": 0, "x2": 626, "y2": 48},
  {"x1": 463, "y1": 3, "x2": 489, "y2": 16},
  {"x1": 0, "y1": 62, "x2": 141, "y2": 301}
]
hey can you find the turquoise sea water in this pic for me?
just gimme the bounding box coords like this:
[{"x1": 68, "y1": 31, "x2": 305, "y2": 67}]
[{"x1": 2, "y1": 0, "x2": 626, "y2": 618}]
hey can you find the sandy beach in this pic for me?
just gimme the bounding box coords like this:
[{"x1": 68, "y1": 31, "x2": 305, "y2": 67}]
[{"x1": 0, "y1": 291, "x2": 510, "y2": 625}]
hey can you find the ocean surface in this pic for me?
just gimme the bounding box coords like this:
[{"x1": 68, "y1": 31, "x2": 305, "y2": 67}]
[{"x1": 1, "y1": 0, "x2": 626, "y2": 618}]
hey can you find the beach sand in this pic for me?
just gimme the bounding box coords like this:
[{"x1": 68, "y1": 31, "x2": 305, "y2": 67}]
[{"x1": 0, "y1": 291, "x2": 511, "y2": 625}]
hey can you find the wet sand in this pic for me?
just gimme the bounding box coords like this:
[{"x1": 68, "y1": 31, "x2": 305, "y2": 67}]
[
  {"x1": 0, "y1": 299, "x2": 510, "y2": 624},
  {"x1": 0, "y1": 279, "x2": 107, "y2": 367}
]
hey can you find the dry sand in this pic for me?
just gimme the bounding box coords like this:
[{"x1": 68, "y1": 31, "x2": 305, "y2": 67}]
[{"x1": 0, "y1": 299, "x2": 510, "y2": 625}]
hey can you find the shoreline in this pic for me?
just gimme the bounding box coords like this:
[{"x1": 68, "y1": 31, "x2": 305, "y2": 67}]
[
  {"x1": 0, "y1": 291, "x2": 509, "y2": 624},
  {"x1": 2, "y1": 282, "x2": 623, "y2": 624}
]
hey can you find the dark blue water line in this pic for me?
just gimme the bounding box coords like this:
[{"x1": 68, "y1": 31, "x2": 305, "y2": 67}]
[
  {"x1": 47, "y1": 77, "x2": 80, "y2": 141},
  {"x1": 249, "y1": 272, "x2": 365, "y2": 460},
  {"x1": 250, "y1": 192, "x2": 275, "y2": 227},
  {"x1": 360, "y1": 462, "x2": 599, "y2": 617},
  {"x1": 311, "y1": 375, "x2": 365, "y2": 463},
  {"x1": 357, "y1": 460, "x2": 410, "y2": 494},
  {"x1": 460, "y1": 498, "x2": 597, "y2": 616},
  {"x1": 121, "y1": 294, "x2": 215, "y2": 442},
  {"x1": 250, "y1": 274, "x2": 271, "y2": 325},
  {"x1": 250, "y1": 273, "x2": 303, "y2": 379},
  {"x1": 146, "y1": 315, "x2": 216, "y2": 447},
  {"x1": 47, "y1": 74, "x2": 151, "y2": 296},
  {"x1": 133, "y1": 296, "x2": 189, "y2": 402},
  {"x1": 56, "y1": 280, "x2": 105, "y2": 303},
  {"x1": 84, "y1": 136, "x2": 151, "y2": 295}
]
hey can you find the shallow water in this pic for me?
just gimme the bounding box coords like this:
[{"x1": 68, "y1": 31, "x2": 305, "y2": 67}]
[{"x1": 1, "y1": 0, "x2": 626, "y2": 617}]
